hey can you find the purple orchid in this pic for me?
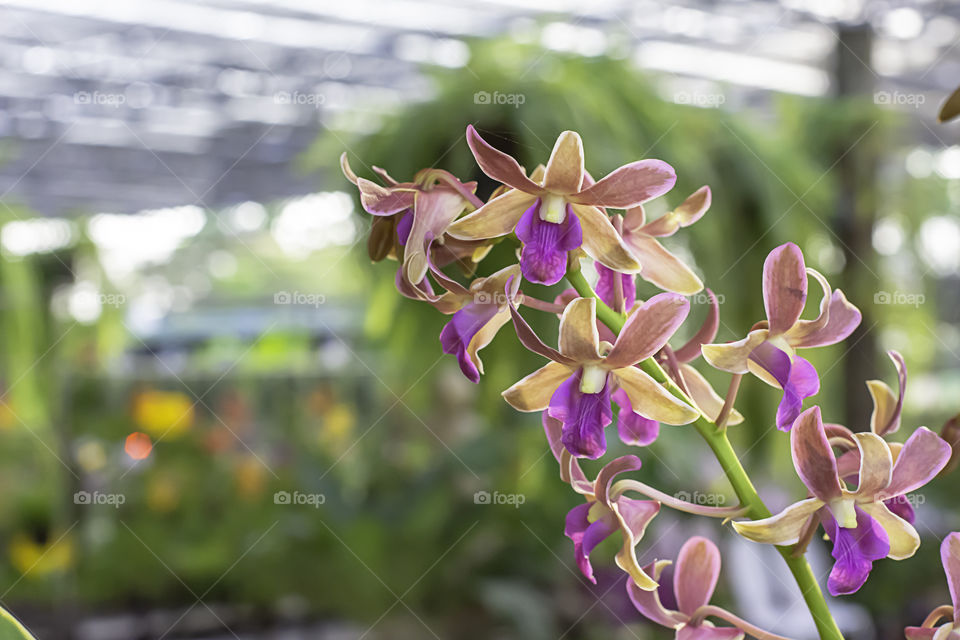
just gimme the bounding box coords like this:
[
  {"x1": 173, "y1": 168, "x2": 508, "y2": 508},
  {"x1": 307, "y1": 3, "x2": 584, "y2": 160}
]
[
  {"x1": 502, "y1": 294, "x2": 698, "y2": 459},
  {"x1": 702, "y1": 242, "x2": 861, "y2": 430},
  {"x1": 447, "y1": 126, "x2": 677, "y2": 285},
  {"x1": 906, "y1": 532, "x2": 960, "y2": 640},
  {"x1": 733, "y1": 406, "x2": 951, "y2": 595},
  {"x1": 562, "y1": 454, "x2": 662, "y2": 590}
]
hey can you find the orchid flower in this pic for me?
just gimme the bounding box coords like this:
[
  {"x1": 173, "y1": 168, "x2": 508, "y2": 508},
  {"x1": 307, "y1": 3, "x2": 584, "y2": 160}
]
[
  {"x1": 733, "y1": 406, "x2": 951, "y2": 595},
  {"x1": 702, "y1": 243, "x2": 861, "y2": 430},
  {"x1": 419, "y1": 263, "x2": 522, "y2": 384},
  {"x1": 563, "y1": 455, "x2": 662, "y2": 590},
  {"x1": 341, "y1": 153, "x2": 481, "y2": 285},
  {"x1": 627, "y1": 536, "x2": 747, "y2": 640},
  {"x1": 502, "y1": 295, "x2": 699, "y2": 459},
  {"x1": 447, "y1": 126, "x2": 676, "y2": 285},
  {"x1": 905, "y1": 532, "x2": 960, "y2": 640},
  {"x1": 612, "y1": 290, "x2": 743, "y2": 447}
]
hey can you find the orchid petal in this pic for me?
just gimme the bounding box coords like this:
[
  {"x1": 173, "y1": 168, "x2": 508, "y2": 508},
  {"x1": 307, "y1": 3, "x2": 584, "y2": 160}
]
[
  {"x1": 680, "y1": 364, "x2": 744, "y2": 425},
  {"x1": 542, "y1": 131, "x2": 584, "y2": 194},
  {"x1": 868, "y1": 350, "x2": 906, "y2": 437},
  {"x1": 446, "y1": 188, "x2": 536, "y2": 240},
  {"x1": 763, "y1": 243, "x2": 807, "y2": 336},
  {"x1": 465, "y1": 125, "x2": 543, "y2": 194},
  {"x1": 606, "y1": 293, "x2": 690, "y2": 369},
  {"x1": 340, "y1": 152, "x2": 359, "y2": 184},
  {"x1": 791, "y1": 407, "x2": 843, "y2": 502},
  {"x1": 505, "y1": 291, "x2": 575, "y2": 365},
  {"x1": 440, "y1": 303, "x2": 502, "y2": 383},
  {"x1": 787, "y1": 289, "x2": 861, "y2": 348},
  {"x1": 677, "y1": 625, "x2": 745, "y2": 640},
  {"x1": 822, "y1": 507, "x2": 890, "y2": 596},
  {"x1": 613, "y1": 498, "x2": 662, "y2": 591},
  {"x1": 883, "y1": 495, "x2": 915, "y2": 524},
  {"x1": 904, "y1": 628, "x2": 939, "y2": 640},
  {"x1": 543, "y1": 413, "x2": 589, "y2": 491},
  {"x1": 623, "y1": 233, "x2": 704, "y2": 295},
  {"x1": 595, "y1": 455, "x2": 644, "y2": 505},
  {"x1": 942, "y1": 532, "x2": 960, "y2": 622},
  {"x1": 701, "y1": 329, "x2": 769, "y2": 374},
  {"x1": 774, "y1": 356, "x2": 820, "y2": 431},
  {"x1": 675, "y1": 536, "x2": 721, "y2": 616},
  {"x1": 502, "y1": 362, "x2": 575, "y2": 412},
  {"x1": 640, "y1": 186, "x2": 712, "y2": 237},
  {"x1": 859, "y1": 501, "x2": 920, "y2": 560},
  {"x1": 732, "y1": 497, "x2": 823, "y2": 545},
  {"x1": 595, "y1": 263, "x2": 636, "y2": 311},
  {"x1": 622, "y1": 204, "x2": 646, "y2": 231},
  {"x1": 559, "y1": 297, "x2": 602, "y2": 362},
  {"x1": 852, "y1": 432, "x2": 893, "y2": 497},
  {"x1": 675, "y1": 290, "x2": 720, "y2": 363},
  {"x1": 613, "y1": 366, "x2": 699, "y2": 425},
  {"x1": 570, "y1": 159, "x2": 677, "y2": 208},
  {"x1": 882, "y1": 427, "x2": 952, "y2": 499},
  {"x1": 516, "y1": 200, "x2": 583, "y2": 285},
  {"x1": 626, "y1": 561, "x2": 686, "y2": 627},
  {"x1": 549, "y1": 370, "x2": 613, "y2": 459},
  {"x1": 613, "y1": 388, "x2": 660, "y2": 446},
  {"x1": 404, "y1": 188, "x2": 468, "y2": 283},
  {"x1": 357, "y1": 178, "x2": 416, "y2": 215},
  {"x1": 566, "y1": 503, "x2": 617, "y2": 583},
  {"x1": 570, "y1": 204, "x2": 643, "y2": 274}
]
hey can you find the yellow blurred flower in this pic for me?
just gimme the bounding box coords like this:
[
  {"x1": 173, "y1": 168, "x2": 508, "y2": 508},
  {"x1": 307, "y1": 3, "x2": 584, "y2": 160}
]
[
  {"x1": 234, "y1": 456, "x2": 266, "y2": 499},
  {"x1": 132, "y1": 390, "x2": 194, "y2": 438},
  {"x1": 9, "y1": 531, "x2": 74, "y2": 577},
  {"x1": 320, "y1": 402, "x2": 356, "y2": 450},
  {"x1": 147, "y1": 474, "x2": 181, "y2": 512}
]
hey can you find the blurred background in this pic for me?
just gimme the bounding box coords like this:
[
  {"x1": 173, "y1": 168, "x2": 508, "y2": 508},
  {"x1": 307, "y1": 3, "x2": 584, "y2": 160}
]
[{"x1": 0, "y1": 1, "x2": 958, "y2": 638}]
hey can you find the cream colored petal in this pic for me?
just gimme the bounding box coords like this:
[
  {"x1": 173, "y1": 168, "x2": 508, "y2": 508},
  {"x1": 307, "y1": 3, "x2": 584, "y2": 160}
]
[
  {"x1": 860, "y1": 501, "x2": 920, "y2": 560},
  {"x1": 446, "y1": 189, "x2": 536, "y2": 240},
  {"x1": 558, "y1": 298, "x2": 601, "y2": 362},
  {"x1": 623, "y1": 232, "x2": 703, "y2": 295},
  {"x1": 851, "y1": 432, "x2": 893, "y2": 498},
  {"x1": 612, "y1": 366, "x2": 699, "y2": 425},
  {"x1": 701, "y1": 329, "x2": 769, "y2": 374},
  {"x1": 680, "y1": 364, "x2": 744, "y2": 425},
  {"x1": 542, "y1": 131, "x2": 584, "y2": 194},
  {"x1": 466, "y1": 309, "x2": 511, "y2": 377},
  {"x1": 570, "y1": 204, "x2": 642, "y2": 274},
  {"x1": 731, "y1": 498, "x2": 824, "y2": 545},
  {"x1": 502, "y1": 361, "x2": 574, "y2": 412}
]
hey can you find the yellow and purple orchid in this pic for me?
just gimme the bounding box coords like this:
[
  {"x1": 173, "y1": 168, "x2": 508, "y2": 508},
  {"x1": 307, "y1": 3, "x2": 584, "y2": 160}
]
[
  {"x1": 447, "y1": 126, "x2": 676, "y2": 285},
  {"x1": 502, "y1": 295, "x2": 699, "y2": 459},
  {"x1": 563, "y1": 454, "x2": 662, "y2": 590},
  {"x1": 702, "y1": 242, "x2": 861, "y2": 430},
  {"x1": 733, "y1": 406, "x2": 951, "y2": 596},
  {"x1": 905, "y1": 532, "x2": 960, "y2": 640},
  {"x1": 341, "y1": 153, "x2": 482, "y2": 286}
]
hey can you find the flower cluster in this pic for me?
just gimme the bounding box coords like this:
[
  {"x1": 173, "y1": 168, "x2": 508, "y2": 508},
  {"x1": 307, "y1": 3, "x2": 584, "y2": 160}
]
[{"x1": 344, "y1": 126, "x2": 954, "y2": 639}]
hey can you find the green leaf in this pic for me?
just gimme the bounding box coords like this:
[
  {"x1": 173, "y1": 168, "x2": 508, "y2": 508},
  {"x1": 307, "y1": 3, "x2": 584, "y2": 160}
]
[{"x1": 0, "y1": 606, "x2": 36, "y2": 640}]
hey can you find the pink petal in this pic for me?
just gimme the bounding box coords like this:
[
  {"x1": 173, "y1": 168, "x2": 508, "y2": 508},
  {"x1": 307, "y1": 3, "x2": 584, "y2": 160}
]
[
  {"x1": 674, "y1": 289, "x2": 720, "y2": 363},
  {"x1": 882, "y1": 427, "x2": 952, "y2": 499},
  {"x1": 466, "y1": 125, "x2": 543, "y2": 194},
  {"x1": 790, "y1": 406, "x2": 843, "y2": 502},
  {"x1": 763, "y1": 243, "x2": 807, "y2": 335},
  {"x1": 357, "y1": 178, "x2": 416, "y2": 215},
  {"x1": 674, "y1": 536, "x2": 721, "y2": 616},
  {"x1": 942, "y1": 532, "x2": 960, "y2": 622},
  {"x1": 605, "y1": 293, "x2": 690, "y2": 369},
  {"x1": 570, "y1": 159, "x2": 677, "y2": 208}
]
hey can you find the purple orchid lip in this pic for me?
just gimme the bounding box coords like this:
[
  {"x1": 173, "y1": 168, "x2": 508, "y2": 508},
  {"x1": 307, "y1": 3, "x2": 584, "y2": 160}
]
[
  {"x1": 821, "y1": 507, "x2": 890, "y2": 596},
  {"x1": 548, "y1": 368, "x2": 613, "y2": 460},
  {"x1": 595, "y1": 263, "x2": 636, "y2": 311},
  {"x1": 439, "y1": 303, "x2": 500, "y2": 383},
  {"x1": 396, "y1": 209, "x2": 413, "y2": 245},
  {"x1": 612, "y1": 387, "x2": 659, "y2": 446},
  {"x1": 747, "y1": 341, "x2": 819, "y2": 431},
  {"x1": 515, "y1": 199, "x2": 583, "y2": 286}
]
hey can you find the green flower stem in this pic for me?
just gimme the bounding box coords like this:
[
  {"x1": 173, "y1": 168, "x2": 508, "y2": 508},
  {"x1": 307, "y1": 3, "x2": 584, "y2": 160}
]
[{"x1": 566, "y1": 269, "x2": 844, "y2": 640}]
